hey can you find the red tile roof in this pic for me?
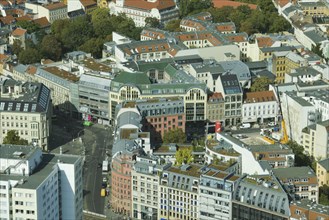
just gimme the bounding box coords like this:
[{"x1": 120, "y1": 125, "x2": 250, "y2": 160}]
[
  {"x1": 0, "y1": 15, "x2": 15, "y2": 25},
  {"x1": 124, "y1": 0, "x2": 176, "y2": 11},
  {"x1": 15, "y1": 15, "x2": 33, "y2": 22},
  {"x1": 80, "y1": 0, "x2": 97, "y2": 7},
  {"x1": 213, "y1": 0, "x2": 257, "y2": 10},
  {"x1": 44, "y1": 2, "x2": 66, "y2": 10},
  {"x1": 33, "y1": 17, "x2": 50, "y2": 28},
  {"x1": 26, "y1": 65, "x2": 37, "y2": 75},
  {"x1": 11, "y1": 28, "x2": 26, "y2": 36},
  {"x1": 245, "y1": 91, "x2": 276, "y2": 103},
  {"x1": 257, "y1": 37, "x2": 274, "y2": 48},
  {"x1": 0, "y1": 53, "x2": 9, "y2": 61}
]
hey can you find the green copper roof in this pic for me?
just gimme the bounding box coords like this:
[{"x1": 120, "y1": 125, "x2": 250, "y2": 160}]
[{"x1": 112, "y1": 71, "x2": 151, "y2": 85}]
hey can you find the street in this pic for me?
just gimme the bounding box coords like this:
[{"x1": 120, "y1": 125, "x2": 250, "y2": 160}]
[{"x1": 50, "y1": 115, "x2": 113, "y2": 215}]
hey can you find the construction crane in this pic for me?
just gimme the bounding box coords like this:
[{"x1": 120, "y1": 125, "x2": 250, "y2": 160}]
[{"x1": 276, "y1": 85, "x2": 289, "y2": 144}]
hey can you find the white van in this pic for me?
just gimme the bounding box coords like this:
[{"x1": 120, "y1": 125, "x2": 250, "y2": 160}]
[{"x1": 239, "y1": 123, "x2": 251, "y2": 129}]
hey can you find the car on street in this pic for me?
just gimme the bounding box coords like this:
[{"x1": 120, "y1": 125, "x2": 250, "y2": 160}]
[
  {"x1": 236, "y1": 134, "x2": 248, "y2": 139},
  {"x1": 239, "y1": 123, "x2": 251, "y2": 129},
  {"x1": 268, "y1": 122, "x2": 276, "y2": 127}
]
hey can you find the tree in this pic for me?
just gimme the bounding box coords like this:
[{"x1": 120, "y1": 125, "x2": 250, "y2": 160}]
[
  {"x1": 145, "y1": 17, "x2": 160, "y2": 28},
  {"x1": 16, "y1": 20, "x2": 40, "y2": 34},
  {"x1": 319, "y1": 185, "x2": 329, "y2": 205},
  {"x1": 164, "y1": 19, "x2": 181, "y2": 32},
  {"x1": 3, "y1": 130, "x2": 28, "y2": 145},
  {"x1": 250, "y1": 77, "x2": 273, "y2": 92},
  {"x1": 175, "y1": 148, "x2": 193, "y2": 165},
  {"x1": 163, "y1": 128, "x2": 186, "y2": 144},
  {"x1": 287, "y1": 141, "x2": 314, "y2": 167},
  {"x1": 91, "y1": 8, "x2": 114, "y2": 38},
  {"x1": 41, "y1": 35, "x2": 62, "y2": 61},
  {"x1": 79, "y1": 37, "x2": 105, "y2": 58},
  {"x1": 208, "y1": 7, "x2": 232, "y2": 23},
  {"x1": 12, "y1": 39, "x2": 23, "y2": 56},
  {"x1": 18, "y1": 48, "x2": 41, "y2": 64},
  {"x1": 180, "y1": 0, "x2": 213, "y2": 17}
]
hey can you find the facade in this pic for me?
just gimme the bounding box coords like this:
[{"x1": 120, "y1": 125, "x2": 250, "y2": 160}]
[
  {"x1": 109, "y1": 0, "x2": 179, "y2": 27},
  {"x1": 242, "y1": 91, "x2": 278, "y2": 124},
  {"x1": 35, "y1": 66, "x2": 80, "y2": 118},
  {"x1": 9, "y1": 28, "x2": 27, "y2": 49},
  {"x1": 158, "y1": 164, "x2": 201, "y2": 220},
  {"x1": 109, "y1": 70, "x2": 207, "y2": 124},
  {"x1": 206, "y1": 92, "x2": 225, "y2": 123},
  {"x1": 273, "y1": 167, "x2": 319, "y2": 203},
  {"x1": 134, "y1": 97, "x2": 185, "y2": 142},
  {"x1": 217, "y1": 74, "x2": 243, "y2": 126},
  {"x1": 131, "y1": 156, "x2": 169, "y2": 219},
  {"x1": 271, "y1": 51, "x2": 307, "y2": 84},
  {"x1": 301, "y1": 120, "x2": 329, "y2": 159},
  {"x1": 78, "y1": 72, "x2": 111, "y2": 125},
  {"x1": 25, "y1": 2, "x2": 67, "y2": 23},
  {"x1": 0, "y1": 79, "x2": 52, "y2": 150},
  {"x1": 232, "y1": 175, "x2": 291, "y2": 220},
  {"x1": 290, "y1": 200, "x2": 329, "y2": 220},
  {"x1": 199, "y1": 170, "x2": 240, "y2": 220},
  {"x1": 317, "y1": 158, "x2": 329, "y2": 187},
  {"x1": 0, "y1": 144, "x2": 83, "y2": 220}
]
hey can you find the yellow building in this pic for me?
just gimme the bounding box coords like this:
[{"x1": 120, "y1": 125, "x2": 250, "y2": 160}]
[
  {"x1": 299, "y1": 1, "x2": 329, "y2": 16},
  {"x1": 272, "y1": 51, "x2": 307, "y2": 84},
  {"x1": 317, "y1": 158, "x2": 329, "y2": 187},
  {"x1": 97, "y1": 0, "x2": 108, "y2": 8}
]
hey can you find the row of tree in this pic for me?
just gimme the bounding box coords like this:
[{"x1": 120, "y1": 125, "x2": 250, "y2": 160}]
[{"x1": 14, "y1": 9, "x2": 144, "y2": 64}]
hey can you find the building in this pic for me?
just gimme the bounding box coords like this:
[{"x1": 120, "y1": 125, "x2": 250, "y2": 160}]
[
  {"x1": 301, "y1": 120, "x2": 329, "y2": 159},
  {"x1": 78, "y1": 72, "x2": 111, "y2": 125},
  {"x1": 8, "y1": 28, "x2": 27, "y2": 49},
  {"x1": 0, "y1": 79, "x2": 52, "y2": 150},
  {"x1": 109, "y1": 70, "x2": 207, "y2": 125},
  {"x1": 273, "y1": 167, "x2": 319, "y2": 203},
  {"x1": 206, "y1": 92, "x2": 225, "y2": 123},
  {"x1": 109, "y1": 0, "x2": 179, "y2": 27},
  {"x1": 199, "y1": 170, "x2": 240, "y2": 220},
  {"x1": 25, "y1": 2, "x2": 68, "y2": 23},
  {"x1": 271, "y1": 51, "x2": 308, "y2": 84},
  {"x1": 132, "y1": 97, "x2": 185, "y2": 143},
  {"x1": 0, "y1": 144, "x2": 83, "y2": 220},
  {"x1": 217, "y1": 74, "x2": 243, "y2": 126},
  {"x1": 232, "y1": 174, "x2": 291, "y2": 220},
  {"x1": 317, "y1": 158, "x2": 329, "y2": 187},
  {"x1": 158, "y1": 164, "x2": 201, "y2": 220},
  {"x1": 285, "y1": 66, "x2": 322, "y2": 84},
  {"x1": 131, "y1": 155, "x2": 170, "y2": 219},
  {"x1": 242, "y1": 91, "x2": 278, "y2": 124},
  {"x1": 290, "y1": 199, "x2": 329, "y2": 220},
  {"x1": 298, "y1": 0, "x2": 329, "y2": 16},
  {"x1": 35, "y1": 66, "x2": 80, "y2": 118},
  {"x1": 281, "y1": 89, "x2": 329, "y2": 145}
]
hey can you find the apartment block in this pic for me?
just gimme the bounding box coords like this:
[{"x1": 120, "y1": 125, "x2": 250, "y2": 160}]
[
  {"x1": 273, "y1": 167, "x2": 319, "y2": 203},
  {"x1": 109, "y1": 0, "x2": 179, "y2": 27},
  {"x1": 159, "y1": 164, "x2": 201, "y2": 220},
  {"x1": 290, "y1": 200, "x2": 329, "y2": 220},
  {"x1": 301, "y1": 120, "x2": 329, "y2": 159},
  {"x1": 199, "y1": 170, "x2": 240, "y2": 220},
  {"x1": 35, "y1": 66, "x2": 80, "y2": 118},
  {"x1": 0, "y1": 79, "x2": 52, "y2": 150},
  {"x1": 131, "y1": 156, "x2": 170, "y2": 219},
  {"x1": 317, "y1": 158, "x2": 329, "y2": 187},
  {"x1": 0, "y1": 144, "x2": 83, "y2": 220},
  {"x1": 206, "y1": 92, "x2": 225, "y2": 123},
  {"x1": 232, "y1": 174, "x2": 290, "y2": 220},
  {"x1": 25, "y1": 2, "x2": 67, "y2": 23},
  {"x1": 242, "y1": 91, "x2": 279, "y2": 124}
]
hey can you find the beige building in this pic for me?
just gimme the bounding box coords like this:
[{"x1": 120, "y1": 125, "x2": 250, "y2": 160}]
[
  {"x1": 317, "y1": 158, "x2": 329, "y2": 187},
  {"x1": 298, "y1": 1, "x2": 329, "y2": 16},
  {"x1": 9, "y1": 28, "x2": 27, "y2": 50},
  {"x1": 25, "y1": 2, "x2": 67, "y2": 23},
  {"x1": 301, "y1": 120, "x2": 329, "y2": 160},
  {"x1": 0, "y1": 79, "x2": 52, "y2": 150},
  {"x1": 206, "y1": 92, "x2": 224, "y2": 123}
]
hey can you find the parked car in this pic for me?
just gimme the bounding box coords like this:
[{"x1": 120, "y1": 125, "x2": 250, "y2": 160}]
[
  {"x1": 239, "y1": 123, "x2": 251, "y2": 129},
  {"x1": 236, "y1": 134, "x2": 248, "y2": 139},
  {"x1": 268, "y1": 122, "x2": 276, "y2": 127}
]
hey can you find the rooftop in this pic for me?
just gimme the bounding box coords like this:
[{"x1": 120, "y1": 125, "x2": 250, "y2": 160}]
[
  {"x1": 42, "y1": 66, "x2": 79, "y2": 82},
  {"x1": 244, "y1": 91, "x2": 276, "y2": 103},
  {"x1": 167, "y1": 164, "x2": 203, "y2": 178},
  {"x1": 0, "y1": 144, "x2": 39, "y2": 160},
  {"x1": 273, "y1": 166, "x2": 316, "y2": 180},
  {"x1": 82, "y1": 58, "x2": 112, "y2": 72},
  {"x1": 318, "y1": 158, "x2": 329, "y2": 171}
]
